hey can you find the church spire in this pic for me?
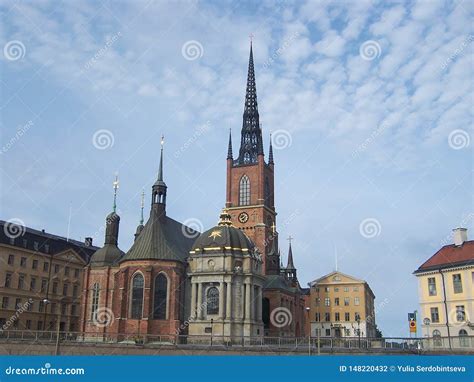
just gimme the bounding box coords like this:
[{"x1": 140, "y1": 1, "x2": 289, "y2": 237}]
[
  {"x1": 158, "y1": 135, "x2": 164, "y2": 182},
  {"x1": 269, "y1": 134, "x2": 274, "y2": 165},
  {"x1": 112, "y1": 173, "x2": 119, "y2": 213},
  {"x1": 285, "y1": 236, "x2": 297, "y2": 282},
  {"x1": 227, "y1": 129, "x2": 233, "y2": 160},
  {"x1": 237, "y1": 41, "x2": 263, "y2": 165},
  {"x1": 152, "y1": 135, "x2": 167, "y2": 214}
]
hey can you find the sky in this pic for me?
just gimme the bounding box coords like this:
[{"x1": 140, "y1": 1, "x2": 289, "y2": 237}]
[{"x1": 0, "y1": 0, "x2": 472, "y2": 337}]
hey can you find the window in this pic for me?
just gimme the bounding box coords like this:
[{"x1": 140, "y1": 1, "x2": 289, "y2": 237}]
[
  {"x1": 33, "y1": 242, "x2": 39, "y2": 251},
  {"x1": 355, "y1": 312, "x2": 360, "y2": 321},
  {"x1": 73, "y1": 284, "x2": 78, "y2": 297},
  {"x1": 50, "y1": 303, "x2": 56, "y2": 314},
  {"x1": 335, "y1": 312, "x2": 340, "y2": 322},
  {"x1": 65, "y1": 267, "x2": 70, "y2": 276},
  {"x1": 334, "y1": 287, "x2": 339, "y2": 292},
  {"x1": 54, "y1": 264, "x2": 59, "y2": 274},
  {"x1": 354, "y1": 297, "x2": 360, "y2": 306},
  {"x1": 325, "y1": 287, "x2": 330, "y2": 292},
  {"x1": 52, "y1": 281, "x2": 58, "y2": 294},
  {"x1": 264, "y1": 177, "x2": 270, "y2": 205},
  {"x1": 153, "y1": 274, "x2": 168, "y2": 319},
  {"x1": 61, "y1": 303, "x2": 67, "y2": 315},
  {"x1": 206, "y1": 287, "x2": 219, "y2": 315},
  {"x1": 63, "y1": 283, "x2": 69, "y2": 296},
  {"x1": 40, "y1": 279, "x2": 48, "y2": 293},
  {"x1": 239, "y1": 175, "x2": 250, "y2": 206},
  {"x1": 325, "y1": 329, "x2": 331, "y2": 336},
  {"x1": 7, "y1": 255, "x2": 14, "y2": 265},
  {"x1": 2, "y1": 297, "x2": 9, "y2": 309},
  {"x1": 334, "y1": 297, "x2": 340, "y2": 306},
  {"x1": 5, "y1": 273, "x2": 12, "y2": 288},
  {"x1": 74, "y1": 269, "x2": 80, "y2": 278},
  {"x1": 71, "y1": 304, "x2": 77, "y2": 316},
  {"x1": 324, "y1": 297, "x2": 330, "y2": 307},
  {"x1": 315, "y1": 313, "x2": 320, "y2": 321},
  {"x1": 32, "y1": 259, "x2": 38, "y2": 269},
  {"x1": 18, "y1": 274, "x2": 25, "y2": 289},
  {"x1": 459, "y1": 329, "x2": 469, "y2": 347},
  {"x1": 20, "y1": 257, "x2": 26, "y2": 267},
  {"x1": 456, "y1": 305, "x2": 465, "y2": 322},
  {"x1": 30, "y1": 277, "x2": 36, "y2": 291},
  {"x1": 315, "y1": 298, "x2": 320, "y2": 306},
  {"x1": 130, "y1": 274, "x2": 144, "y2": 319},
  {"x1": 37, "y1": 321, "x2": 43, "y2": 331},
  {"x1": 90, "y1": 283, "x2": 100, "y2": 321},
  {"x1": 432, "y1": 329, "x2": 442, "y2": 347},
  {"x1": 428, "y1": 277, "x2": 437, "y2": 296},
  {"x1": 43, "y1": 262, "x2": 49, "y2": 272},
  {"x1": 345, "y1": 312, "x2": 350, "y2": 321},
  {"x1": 344, "y1": 297, "x2": 350, "y2": 306},
  {"x1": 44, "y1": 244, "x2": 49, "y2": 253},
  {"x1": 15, "y1": 298, "x2": 21, "y2": 309},
  {"x1": 344, "y1": 287, "x2": 349, "y2": 292},
  {"x1": 430, "y1": 307, "x2": 439, "y2": 323},
  {"x1": 353, "y1": 286, "x2": 359, "y2": 292},
  {"x1": 26, "y1": 320, "x2": 31, "y2": 330},
  {"x1": 325, "y1": 312, "x2": 330, "y2": 322},
  {"x1": 344, "y1": 328, "x2": 351, "y2": 336},
  {"x1": 453, "y1": 274, "x2": 463, "y2": 293},
  {"x1": 38, "y1": 301, "x2": 44, "y2": 313}
]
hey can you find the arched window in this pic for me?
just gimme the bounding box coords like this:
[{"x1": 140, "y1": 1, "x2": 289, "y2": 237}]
[
  {"x1": 90, "y1": 283, "x2": 99, "y2": 321},
  {"x1": 130, "y1": 273, "x2": 144, "y2": 319},
  {"x1": 265, "y1": 177, "x2": 270, "y2": 205},
  {"x1": 206, "y1": 287, "x2": 219, "y2": 315},
  {"x1": 459, "y1": 329, "x2": 469, "y2": 347},
  {"x1": 432, "y1": 329, "x2": 442, "y2": 347},
  {"x1": 239, "y1": 175, "x2": 250, "y2": 206},
  {"x1": 153, "y1": 274, "x2": 168, "y2": 320}
]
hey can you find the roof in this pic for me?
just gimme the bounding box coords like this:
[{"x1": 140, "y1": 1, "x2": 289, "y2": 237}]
[
  {"x1": 191, "y1": 224, "x2": 255, "y2": 253},
  {"x1": 264, "y1": 274, "x2": 299, "y2": 294},
  {"x1": 120, "y1": 213, "x2": 197, "y2": 263},
  {"x1": 90, "y1": 244, "x2": 124, "y2": 267},
  {"x1": 0, "y1": 220, "x2": 99, "y2": 262},
  {"x1": 308, "y1": 270, "x2": 365, "y2": 286},
  {"x1": 414, "y1": 240, "x2": 474, "y2": 274}
]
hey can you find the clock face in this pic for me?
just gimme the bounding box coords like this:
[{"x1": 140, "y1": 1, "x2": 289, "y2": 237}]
[{"x1": 238, "y1": 212, "x2": 249, "y2": 224}]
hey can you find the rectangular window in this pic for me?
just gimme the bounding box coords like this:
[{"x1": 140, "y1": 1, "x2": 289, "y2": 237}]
[
  {"x1": 324, "y1": 287, "x2": 330, "y2": 292},
  {"x1": 15, "y1": 298, "x2": 21, "y2": 309},
  {"x1": 355, "y1": 312, "x2": 360, "y2": 321},
  {"x1": 61, "y1": 303, "x2": 67, "y2": 315},
  {"x1": 63, "y1": 283, "x2": 69, "y2": 296},
  {"x1": 50, "y1": 303, "x2": 56, "y2": 314},
  {"x1": 71, "y1": 304, "x2": 77, "y2": 316},
  {"x1": 5, "y1": 272, "x2": 12, "y2": 288},
  {"x1": 43, "y1": 262, "x2": 49, "y2": 272},
  {"x1": 344, "y1": 328, "x2": 351, "y2": 336},
  {"x1": 315, "y1": 313, "x2": 320, "y2": 321},
  {"x1": 54, "y1": 264, "x2": 59, "y2": 274},
  {"x1": 38, "y1": 301, "x2": 44, "y2": 313},
  {"x1": 52, "y1": 281, "x2": 58, "y2": 294},
  {"x1": 324, "y1": 297, "x2": 330, "y2": 307},
  {"x1": 65, "y1": 266, "x2": 70, "y2": 276},
  {"x1": 354, "y1": 297, "x2": 360, "y2": 306},
  {"x1": 344, "y1": 297, "x2": 350, "y2": 306},
  {"x1": 430, "y1": 307, "x2": 439, "y2": 323},
  {"x1": 20, "y1": 257, "x2": 26, "y2": 267},
  {"x1": 26, "y1": 320, "x2": 31, "y2": 330},
  {"x1": 344, "y1": 287, "x2": 349, "y2": 292},
  {"x1": 2, "y1": 297, "x2": 9, "y2": 309},
  {"x1": 7, "y1": 255, "x2": 14, "y2": 265},
  {"x1": 32, "y1": 259, "x2": 38, "y2": 269},
  {"x1": 73, "y1": 284, "x2": 78, "y2": 297},
  {"x1": 44, "y1": 244, "x2": 49, "y2": 253},
  {"x1": 325, "y1": 329, "x2": 331, "y2": 336},
  {"x1": 456, "y1": 305, "x2": 465, "y2": 322},
  {"x1": 325, "y1": 312, "x2": 330, "y2": 322},
  {"x1": 37, "y1": 321, "x2": 43, "y2": 331},
  {"x1": 18, "y1": 274, "x2": 25, "y2": 289},
  {"x1": 40, "y1": 279, "x2": 48, "y2": 293},
  {"x1": 74, "y1": 269, "x2": 80, "y2": 278},
  {"x1": 453, "y1": 274, "x2": 463, "y2": 294},
  {"x1": 334, "y1": 287, "x2": 339, "y2": 292},
  {"x1": 335, "y1": 297, "x2": 340, "y2": 306},
  {"x1": 33, "y1": 242, "x2": 39, "y2": 251},
  {"x1": 335, "y1": 312, "x2": 340, "y2": 322},
  {"x1": 345, "y1": 312, "x2": 350, "y2": 321},
  {"x1": 30, "y1": 277, "x2": 36, "y2": 291},
  {"x1": 353, "y1": 286, "x2": 359, "y2": 292},
  {"x1": 428, "y1": 277, "x2": 437, "y2": 296}
]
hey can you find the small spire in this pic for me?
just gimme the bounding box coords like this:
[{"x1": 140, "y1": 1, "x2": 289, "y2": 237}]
[
  {"x1": 158, "y1": 135, "x2": 164, "y2": 182},
  {"x1": 269, "y1": 133, "x2": 274, "y2": 164},
  {"x1": 140, "y1": 189, "x2": 145, "y2": 225},
  {"x1": 227, "y1": 129, "x2": 233, "y2": 160},
  {"x1": 286, "y1": 236, "x2": 295, "y2": 270},
  {"x1": 112, "y1": 173, "x2": 119, "y2": 213}
]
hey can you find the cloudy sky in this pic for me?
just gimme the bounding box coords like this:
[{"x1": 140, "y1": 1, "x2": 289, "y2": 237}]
[{"x1": 1, "y1": 0, "x2": 472, "y2": 336}]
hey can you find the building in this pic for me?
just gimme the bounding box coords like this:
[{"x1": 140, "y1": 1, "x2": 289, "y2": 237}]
[
  {"x1": 0, "y1": 220, "x2": 98, "y2": 333},
  {"x1": 307, "y1": 271, "x2": 376, "y2": 338},
  {"x1": 414, "y1": 228, "x2": 474, "y2": 345},
  {"x1": 78, "y1": 42, "x2": 306, "y2": 341}
]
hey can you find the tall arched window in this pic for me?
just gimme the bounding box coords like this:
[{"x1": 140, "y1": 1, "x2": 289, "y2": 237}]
[
  {"x1": 206, "y1": 287, "x2": 219, "y2": 315},
  {"x1": 432, "y1": 329, "x2": 442, "y2": 347},
  {"x1": 153, "y1": 274, "x2": 168, "y2": 320},
  {"x1": 459, "y1": 329, "x2": 469, "y2": 347},
  {"x1": 239, "y1": 175, "x2": 250, "y2": 206},
  {"x1": 130, "y1": 273, "x2": 144, "y2": 319},
  {"x1": 90, "y1": 283, "x2": 99, "y2": 321},
  {"x1": 264, "y1": 177, "x2": 270, "y2": 205}
]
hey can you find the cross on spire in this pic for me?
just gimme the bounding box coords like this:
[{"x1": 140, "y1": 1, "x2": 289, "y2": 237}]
[
  {"x1": 287, "y1": 235, "x2": 293, "y2": 244},
  {"x1": 112, "y1": 173, "x2": 119, "y2": 212},
  {"x1": 249, "y1": 33, "x2": 254, "y2": 43}
]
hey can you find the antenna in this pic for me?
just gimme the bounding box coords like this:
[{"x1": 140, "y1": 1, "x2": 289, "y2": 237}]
[{"x1": 140, "y1": 189, "x2": 145, "y2": 225}]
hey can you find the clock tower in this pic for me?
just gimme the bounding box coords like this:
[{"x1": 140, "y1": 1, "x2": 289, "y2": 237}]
[{"x1": 225, "y1": 42, "x2": 280, "y2": 275}]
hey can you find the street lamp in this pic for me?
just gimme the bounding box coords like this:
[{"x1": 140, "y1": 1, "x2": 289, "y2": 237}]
[
  {"x1": 210, "y1": 318, "x2": 214, "y2": 347},
  {"x1": 305, "y1": 307, "x2": 311, "y2": 356}
]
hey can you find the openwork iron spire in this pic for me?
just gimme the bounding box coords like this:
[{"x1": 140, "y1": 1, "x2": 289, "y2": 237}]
[
  {"x1": 237, "y1": 42, "x2": 263, "y2": 165},
  {"x1": 227, "y1": 129, "x2": 233, "y2": 160}
]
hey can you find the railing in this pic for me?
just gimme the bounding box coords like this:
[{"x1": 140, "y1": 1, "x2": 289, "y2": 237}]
[{"x1": 0, "y1": 330, "x2": 473, "y2": 352}]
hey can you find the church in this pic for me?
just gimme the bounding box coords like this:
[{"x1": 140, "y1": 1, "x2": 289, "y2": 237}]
[{"x1": 79, "y1": 43, "x2": 307, "y2": 342}]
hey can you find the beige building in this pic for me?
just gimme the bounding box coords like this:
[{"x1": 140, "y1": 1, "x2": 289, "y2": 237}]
[
  {"x1": 308, "y1": 271, "x2": 376, "y2": 338},
  {"x1": 414, "y1": 228, "x2": 474, "y2": 345},
  {"x1": 0, "y1": 220, "x2": 97, "y2": 332}
]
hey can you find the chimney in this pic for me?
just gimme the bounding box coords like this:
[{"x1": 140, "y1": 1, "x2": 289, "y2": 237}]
[
  {"x1": 453, "y1": 228, "x2": 467, "y2": 247},
  {"x1": 84, "y1": 237, "x2": 93, "y2": 247}
]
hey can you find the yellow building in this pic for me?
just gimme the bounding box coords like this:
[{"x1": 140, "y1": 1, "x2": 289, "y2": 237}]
[
  {"x1": 0, "y1": 220, "x2": 97, "y2": 332},
  {"x1": 414, "y1": 228, "x2": 474, "y2": 345},
  {"x1": 308, "y1": 271, "x2": 376, "y2": 338}
]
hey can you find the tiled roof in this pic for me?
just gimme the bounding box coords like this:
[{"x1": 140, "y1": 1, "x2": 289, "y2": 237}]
[{"x1": 414, "y1": 240, "x2": 474, "y2": 273}]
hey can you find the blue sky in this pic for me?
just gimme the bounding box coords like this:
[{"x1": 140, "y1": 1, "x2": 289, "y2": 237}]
[{"x1": 1, "y1": 0, "x2": 472, "y2": 336}]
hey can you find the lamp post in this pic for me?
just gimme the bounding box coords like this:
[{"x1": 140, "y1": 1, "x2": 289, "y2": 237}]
[
  {"x1": 305, "y1": 307, "x2": 311, "y2": 356},
  {"x1": 55, "y1": 297, "x2": 69, "y2": 355},
  {"x1": 210, "y1": 318, "x2": 214, "y2": 347},
  {"x1": 356, "y1": 315, "x2": 361, "y2": 348}
]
